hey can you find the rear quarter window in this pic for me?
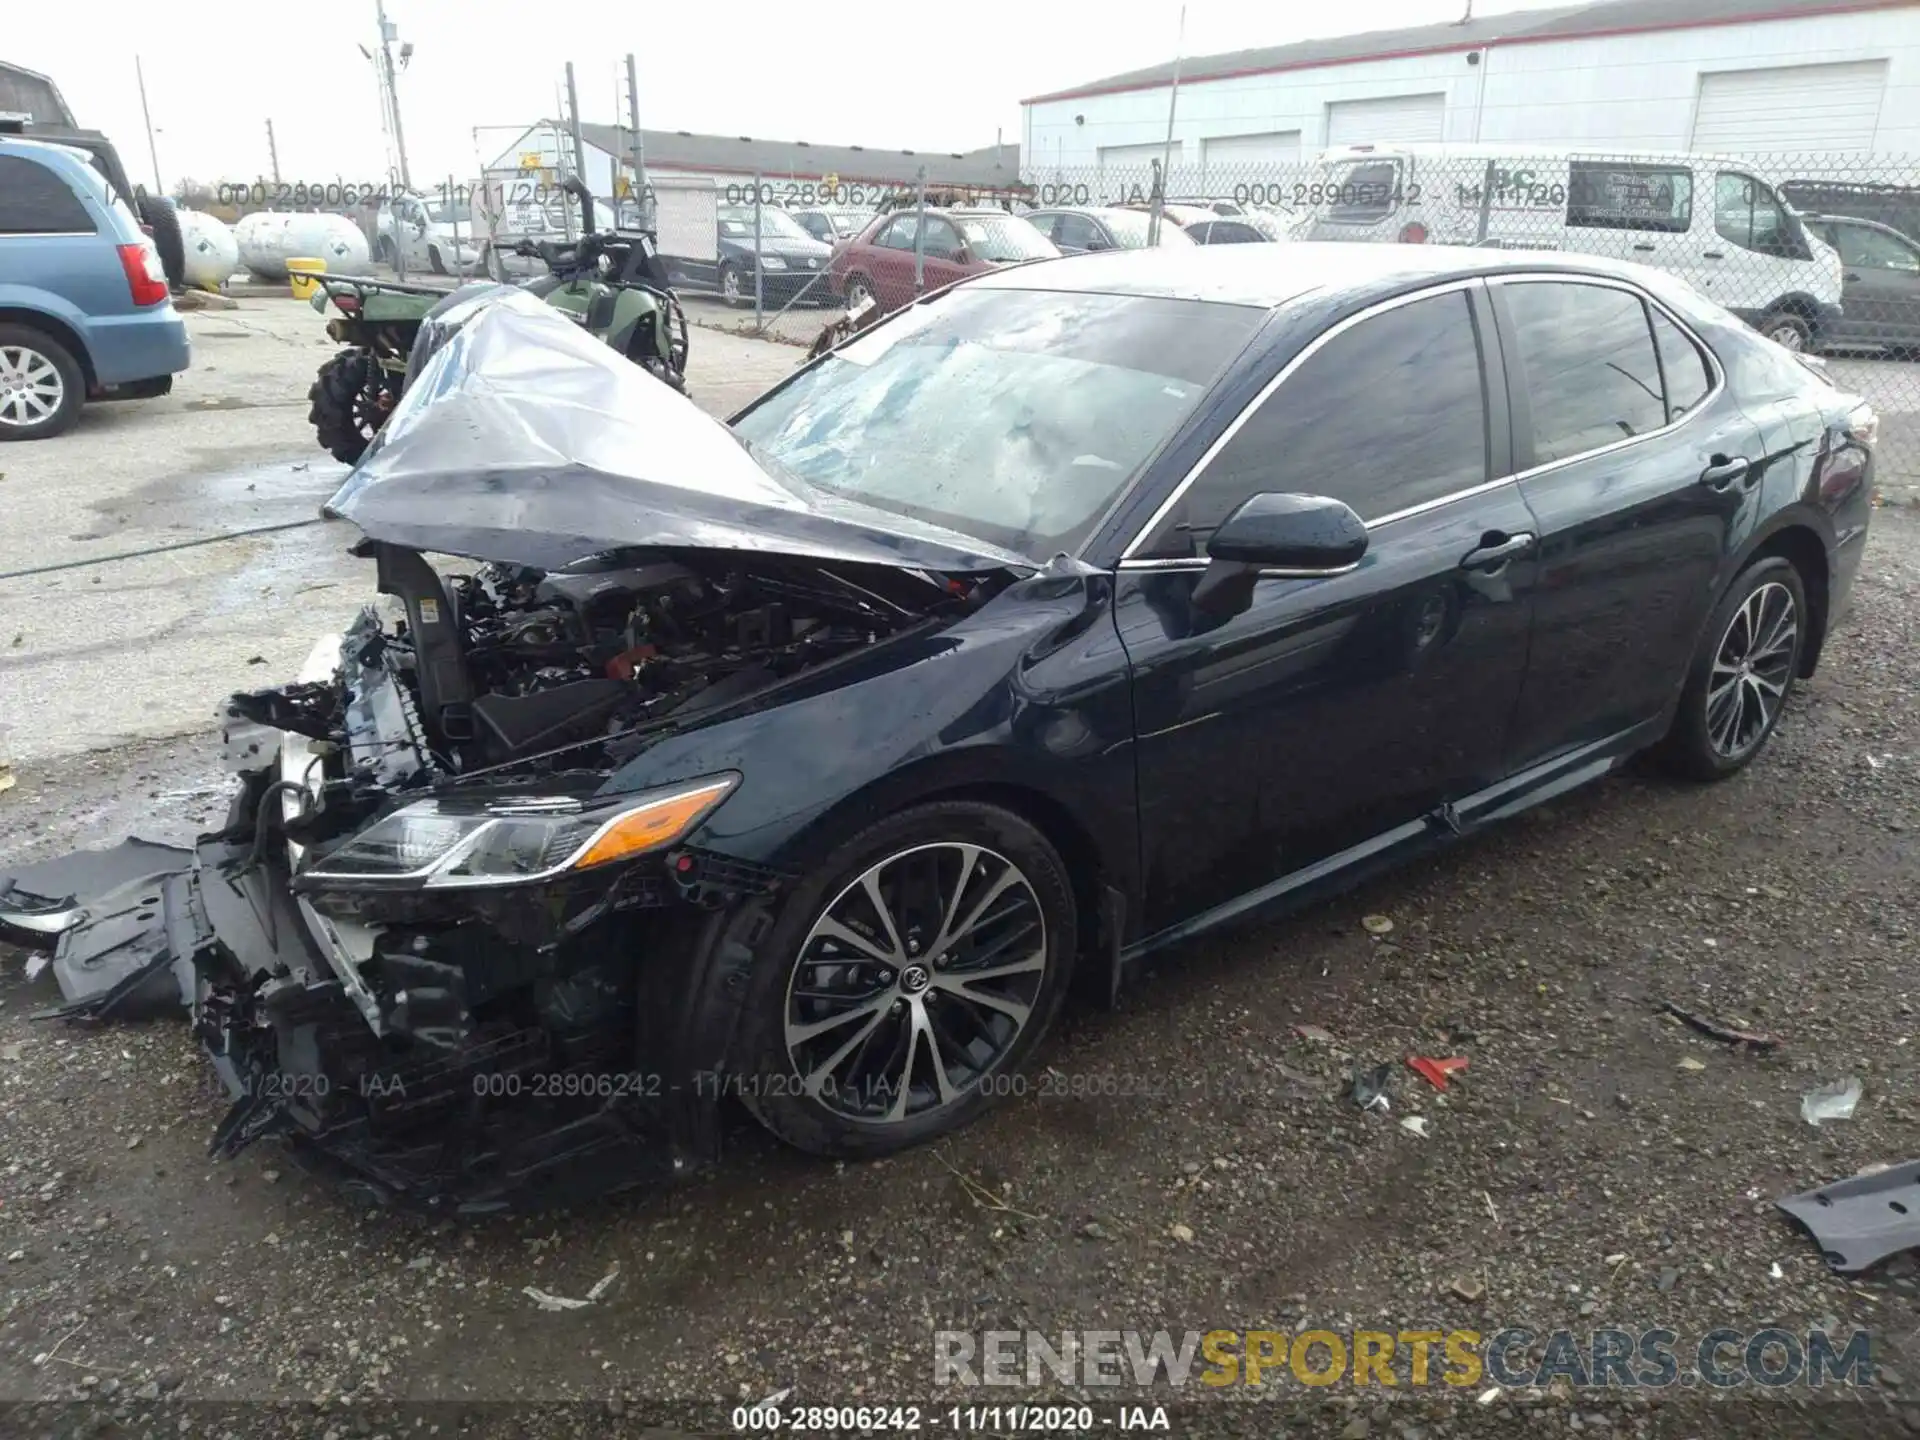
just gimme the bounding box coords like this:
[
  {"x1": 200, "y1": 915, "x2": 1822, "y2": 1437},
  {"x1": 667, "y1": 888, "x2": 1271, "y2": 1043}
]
[{"x1": 0, "y1": 155, "x2": 98, "y2": 235}]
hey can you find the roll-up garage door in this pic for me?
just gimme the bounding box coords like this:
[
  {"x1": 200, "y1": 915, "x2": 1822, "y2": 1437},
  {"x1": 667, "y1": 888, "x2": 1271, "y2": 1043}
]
[
  {"x1": 1202, "y1": 130, "x2": 1303, "y2": 167},
  {"x1": 1325, "y1": 94, "x2": 1445, "y2": 147},
  {"x1": 1689, "y1": 61, "x2": 1887, "y2": 153},
  {"x1": 1099, "y1": 141, "x2": 1183, "y2": 168}
]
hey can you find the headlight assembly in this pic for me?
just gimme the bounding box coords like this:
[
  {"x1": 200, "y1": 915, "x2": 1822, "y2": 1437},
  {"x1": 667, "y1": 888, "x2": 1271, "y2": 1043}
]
[{"x1": 300, "y1": 775, "x2": 737, "y2": 889}]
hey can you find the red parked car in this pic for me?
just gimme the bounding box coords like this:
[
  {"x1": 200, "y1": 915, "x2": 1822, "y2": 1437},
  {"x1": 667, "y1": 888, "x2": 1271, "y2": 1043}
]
[{"x1": 828, "y1": 207, "x2": 1059, "y2": 313}]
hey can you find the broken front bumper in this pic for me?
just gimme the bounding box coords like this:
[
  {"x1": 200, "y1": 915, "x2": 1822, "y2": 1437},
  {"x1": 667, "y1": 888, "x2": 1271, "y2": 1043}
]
[{"x1": 2, "y1": 830, "x2": 729, "y2": 1212}]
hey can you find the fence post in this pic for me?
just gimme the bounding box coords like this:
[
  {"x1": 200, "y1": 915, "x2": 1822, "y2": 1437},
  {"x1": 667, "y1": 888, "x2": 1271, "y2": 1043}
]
[
  {"x1": 913, "y1": 166, "x2": 927, "y2": 296},
  {"x1": 448, "y1": 173, "x2": 464, "y2": 279},
  {"x1": 753, "y1": 171, "x2": 764, "y2": 331}
]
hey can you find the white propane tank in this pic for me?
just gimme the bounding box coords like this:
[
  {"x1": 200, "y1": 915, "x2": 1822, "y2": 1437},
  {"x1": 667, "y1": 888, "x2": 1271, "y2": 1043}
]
[
  {"x1": 234, "y1": 211, "x2": 296, "y2": 279},
  {"x1": 175, "y1": 209, "x2": 240, "y2": 290},
  {"x1": 284, "y1": 212, "x2": 372, "y2": 276},
  {"x1": 235, "y1": 212, "x2": 372, "y2": 280}
]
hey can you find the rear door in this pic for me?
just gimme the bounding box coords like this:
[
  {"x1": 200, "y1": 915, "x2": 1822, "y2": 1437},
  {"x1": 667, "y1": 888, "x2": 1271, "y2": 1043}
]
[
  {"x1": 1491, "y1": 276, "x2": 1759, "y2": 766},
  {"x1": 1115, "y1": 283, "x2": 1540, "y2": 935},
  {"x1": 1560, "y1": 158, "x2": 1697, "y2": 276}
]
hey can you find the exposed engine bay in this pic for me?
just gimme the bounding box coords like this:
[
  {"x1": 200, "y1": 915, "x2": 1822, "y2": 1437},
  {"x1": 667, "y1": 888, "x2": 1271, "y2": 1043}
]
[
  {"x1": 1, "y1": 545, "x2": 990, "y2": 1211},
  {"x1": 233, "y1": 542, "x2": 961, "y2": 798}
]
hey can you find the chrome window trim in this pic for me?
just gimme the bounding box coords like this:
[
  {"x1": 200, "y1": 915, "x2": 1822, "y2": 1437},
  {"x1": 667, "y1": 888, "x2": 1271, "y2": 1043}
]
[
  {"x1": 1118, "y1": 269, "x2": 1726, "y2": 563},
  {"x1": 1486, "y1": 272, "x2": 1726, "y2": 485},
  {"x1": 1118, "y1": 277, "x2": 1483, "y2": 561},
  {"x1": 1117, "y1": 558, "x2": 1363, "y2": 578}
]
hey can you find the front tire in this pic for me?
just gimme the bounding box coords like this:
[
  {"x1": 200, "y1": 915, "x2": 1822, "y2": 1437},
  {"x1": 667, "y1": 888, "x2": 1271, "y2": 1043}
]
[
  {"x1": 0, "y1": 324, "x2": 85, "y2": 441},
  {"x1": 718, "y1": 264, "x2": 743, "y2": 307},
  {"x1": 736, "y1": 802, "x2": 1078, "y2": 1159},
  {"x1": 1658, "y1": 556, "x2": 1806, "y2": 780}
]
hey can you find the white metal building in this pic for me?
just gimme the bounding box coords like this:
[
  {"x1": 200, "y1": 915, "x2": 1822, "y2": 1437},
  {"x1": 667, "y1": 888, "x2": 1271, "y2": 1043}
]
[{"x1": 1022, "y1": 0, "x2": 1920, "y2": 181}]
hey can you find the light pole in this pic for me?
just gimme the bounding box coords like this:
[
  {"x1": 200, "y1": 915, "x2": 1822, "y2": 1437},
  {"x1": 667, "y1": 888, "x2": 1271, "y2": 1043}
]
[
  {"x1": 372, "y1": 0, "x2": 413, "y2": 193},
  {"x1": 134, "y1": 56, "x2": 163, "y2": 194}
]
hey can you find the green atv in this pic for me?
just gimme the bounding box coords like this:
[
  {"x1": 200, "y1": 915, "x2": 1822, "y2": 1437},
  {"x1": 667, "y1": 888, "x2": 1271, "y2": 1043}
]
[{"x1": 306, "y1": 207, "x2": 689, "y2": 465}]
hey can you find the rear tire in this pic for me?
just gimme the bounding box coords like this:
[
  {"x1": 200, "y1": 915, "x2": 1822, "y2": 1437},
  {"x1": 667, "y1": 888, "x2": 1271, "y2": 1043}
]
[
  {"x1": 0, "y1": 323, "x2": 85, "y2": 441},
  {"x1": 1656, "y1": 556, "x2": 1807, "y2": 781},
  {"x1": 735, "y1": 801, "x2": 1078, "y2": 1159},
  {"x1": 1759, "y1": 311, "x2": 1811, "y2": 352},
  {"x1": 307, "y1": 348, "x2": 381, "y2": 465},
  {"x1": 718, "y1": 264, "x2": 743, "y2": 307}
]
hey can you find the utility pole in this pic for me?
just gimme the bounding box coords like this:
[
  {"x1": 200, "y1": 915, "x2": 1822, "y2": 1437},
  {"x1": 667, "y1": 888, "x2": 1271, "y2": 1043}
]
[
  {"x1": 564, "y1": 62, "x2": 586, "y2": 231},
  {"x1": 374, "y1": 0, "x2": 412, "y2": 192},
  {"x1": 625, "y1": 52, "x2": 649, "y2": 228},
  {"x1": 134, "y1": 56, "x2": 163, "y2": 194},
  {"x1": 265, "y1": 118, "x2": 281, "y2": 183},
  {"x1": 1149, "y1": 4, "x2": 1186, "y2": 246}
]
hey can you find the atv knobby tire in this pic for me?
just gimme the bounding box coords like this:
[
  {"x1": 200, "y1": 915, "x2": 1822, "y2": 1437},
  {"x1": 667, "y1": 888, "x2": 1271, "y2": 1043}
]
[{"x1": 308, "y1": 348, "x2": 380, "y2": 466}]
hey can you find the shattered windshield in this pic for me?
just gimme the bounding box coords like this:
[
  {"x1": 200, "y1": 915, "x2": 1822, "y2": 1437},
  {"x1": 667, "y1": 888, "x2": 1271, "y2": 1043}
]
[{"x1": 730, "y1": 287, "x2": 1262, "y2": 558}]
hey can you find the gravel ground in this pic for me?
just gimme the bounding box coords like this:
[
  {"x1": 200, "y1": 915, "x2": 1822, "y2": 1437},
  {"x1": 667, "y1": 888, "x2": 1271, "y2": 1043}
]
[{"x1": 1, "y1": 496, "x2": 1917, "y2": 1439}]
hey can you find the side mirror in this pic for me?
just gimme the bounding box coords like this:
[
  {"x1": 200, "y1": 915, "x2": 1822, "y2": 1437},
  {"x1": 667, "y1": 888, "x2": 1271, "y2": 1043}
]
[{"x1": 1192, "y1": 492, "x2": 1368, "y2": 615}]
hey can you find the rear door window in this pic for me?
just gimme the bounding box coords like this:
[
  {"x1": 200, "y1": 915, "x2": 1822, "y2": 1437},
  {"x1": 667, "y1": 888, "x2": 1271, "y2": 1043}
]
[
  {"x1": 0, "y1": 155, "x2": 98, "y2": 234},
  {"x1": 1567, "y1": 161, "x2": 1693, "y2": 233},
  {"x1": 1138, "y1": 290, "x2": 1489, "y2": 555},
  {"x1": 1054, "y1": 214, "x2": 1103, "y2": 251},
  {"x1": 1503, "y1": 282, "x2": 1667, "y2": 463},
  {"x1": 1325, "y1": 160, "x2": 1404, "y2": 223}
]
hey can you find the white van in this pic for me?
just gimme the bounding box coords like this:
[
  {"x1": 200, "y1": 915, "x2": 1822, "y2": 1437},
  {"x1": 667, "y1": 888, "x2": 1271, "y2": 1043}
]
[{"x1": 1294, "y1": 145, "x2": 1845, "y2": 352}]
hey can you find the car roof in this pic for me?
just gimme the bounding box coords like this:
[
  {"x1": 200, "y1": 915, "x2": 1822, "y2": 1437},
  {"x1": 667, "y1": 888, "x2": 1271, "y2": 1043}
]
[
  {"x1": 967, "y1": 240, "x2": 1684, "y2": 311},
  {"x1": 1029, "y1": 206, "x2": 1150, "y2": 220},
  {"x1": 0, "y1": 134, "x2": 93, "y2": 170}
]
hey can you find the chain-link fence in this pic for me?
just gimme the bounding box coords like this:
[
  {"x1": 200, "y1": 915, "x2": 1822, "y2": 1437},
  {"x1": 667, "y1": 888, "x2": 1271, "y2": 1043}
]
[{"x1": 674, "y1": 150, "x2": 1916, "y2": 499}]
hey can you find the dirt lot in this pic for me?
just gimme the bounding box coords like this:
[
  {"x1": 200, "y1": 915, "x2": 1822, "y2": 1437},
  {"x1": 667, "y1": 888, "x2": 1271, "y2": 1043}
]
[{"x1": 2, "y1": 306, "x2": 1920, "y2": 1438}]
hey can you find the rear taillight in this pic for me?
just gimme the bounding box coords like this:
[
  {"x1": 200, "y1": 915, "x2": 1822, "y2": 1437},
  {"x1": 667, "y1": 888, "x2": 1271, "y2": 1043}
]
[
  {"x1": 333, "y1": 294, "x2": 360, "y2": 314},
  {"x1": 117, "y1": 242, "x2": 169, "y2": 306},
  {"x1": 1398, "y1": 222, "x2": 1428, "y2": 244}
]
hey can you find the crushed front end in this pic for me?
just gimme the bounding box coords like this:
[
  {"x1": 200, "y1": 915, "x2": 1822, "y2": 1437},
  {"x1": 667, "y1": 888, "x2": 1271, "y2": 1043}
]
[{"x1": 1, "y1": 539, "x2": 956, "y2": 1211}]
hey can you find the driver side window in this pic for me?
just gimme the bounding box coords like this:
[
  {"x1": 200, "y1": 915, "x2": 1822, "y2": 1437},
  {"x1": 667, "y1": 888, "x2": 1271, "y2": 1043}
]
[
  {"x1": 877, "y1": 215, "x2": 918, "y2": 250},
  {"x1": 1137, "y1": 291, "x2": 1491, "y2": 558},
  {"x1": 1714, "y1": 173, "x2": 1793, "y2": 256},
  {"x1": 1836, "y1": 224, "x2": 1920, "y2": 271}
]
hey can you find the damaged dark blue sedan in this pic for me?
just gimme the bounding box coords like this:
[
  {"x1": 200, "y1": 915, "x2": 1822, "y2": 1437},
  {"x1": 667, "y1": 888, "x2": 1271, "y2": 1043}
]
[{"x1": 0, "y1": 244, "x2": 1876, "y2": 1210}]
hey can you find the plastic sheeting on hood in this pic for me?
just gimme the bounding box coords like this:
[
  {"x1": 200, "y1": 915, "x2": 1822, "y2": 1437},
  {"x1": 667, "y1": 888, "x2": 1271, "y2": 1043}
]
[{"x1": 322, "y1": 288, "x2": 1035, "y2": 576}]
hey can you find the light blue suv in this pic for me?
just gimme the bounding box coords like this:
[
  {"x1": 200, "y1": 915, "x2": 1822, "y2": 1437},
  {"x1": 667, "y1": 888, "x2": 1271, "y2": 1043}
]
[{"x1": 0, "y1": 136, "x2": 191, "y2": 440}]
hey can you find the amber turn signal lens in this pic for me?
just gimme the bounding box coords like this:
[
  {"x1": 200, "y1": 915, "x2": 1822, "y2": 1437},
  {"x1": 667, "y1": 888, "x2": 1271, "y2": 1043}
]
[{"x1": 573, "y1": 778, "x2": 737, "y2": 869}]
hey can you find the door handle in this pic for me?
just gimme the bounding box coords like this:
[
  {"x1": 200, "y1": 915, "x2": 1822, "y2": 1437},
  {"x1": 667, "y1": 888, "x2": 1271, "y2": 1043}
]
[
  {"x1": 1703, "y1": 250, "x2": 1726, "y2": 260},
  {"x1": 1699, "y1": 456, "x2": 1751, "y2": 491},
  {"x1": 1632, "y1": 243, "x2": 1656, "y2": 252},
  {"x1": 1460, "y1": 532, "x2": 1535, "y2": 570}
]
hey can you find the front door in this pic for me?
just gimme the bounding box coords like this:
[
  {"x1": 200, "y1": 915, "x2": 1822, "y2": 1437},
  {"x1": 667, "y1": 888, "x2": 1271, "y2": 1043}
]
[
  {"x1": 1490, "y1": 277, "x2": 1758, "y2": 767},
  {"x1": 864, "y1": 214, "x2": 921, "y2": 312},
  {"x1": 1828, "y1": 220, "x2": 1920, "y2": 349},
  {"x1": 1115, "y1": 284, "x2": 1540, "y2": 936},
  {"x1": 1702, "y1": 171, "x2": 1819, "y2": 320}
]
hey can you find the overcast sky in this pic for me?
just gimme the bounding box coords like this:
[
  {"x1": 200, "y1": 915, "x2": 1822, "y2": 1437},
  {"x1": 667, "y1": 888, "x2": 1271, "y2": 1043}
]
[{"x1": 14, "y1": 0, "x2": 1559, "y2": 190}]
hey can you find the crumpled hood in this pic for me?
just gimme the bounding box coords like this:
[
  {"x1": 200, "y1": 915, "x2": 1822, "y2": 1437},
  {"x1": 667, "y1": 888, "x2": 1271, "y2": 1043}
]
[{"x1": 323, "y1": 288, "x2": 1036, "y2": 576}]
